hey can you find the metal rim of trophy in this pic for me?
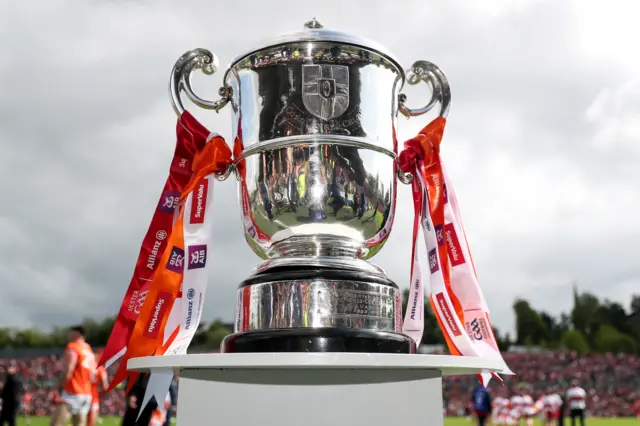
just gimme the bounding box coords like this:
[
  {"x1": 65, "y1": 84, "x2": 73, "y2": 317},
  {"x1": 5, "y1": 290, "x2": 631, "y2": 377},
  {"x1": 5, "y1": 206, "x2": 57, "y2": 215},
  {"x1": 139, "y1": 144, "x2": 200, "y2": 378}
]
[{"x1": 168, "y1": 19, "x2": 452, "y2": 186}]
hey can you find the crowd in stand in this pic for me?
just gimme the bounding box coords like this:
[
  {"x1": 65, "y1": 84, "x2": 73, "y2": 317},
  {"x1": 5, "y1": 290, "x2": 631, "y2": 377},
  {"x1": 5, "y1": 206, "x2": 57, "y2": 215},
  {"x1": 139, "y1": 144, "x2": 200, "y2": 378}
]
[
  {"x1": 442, "y1": 351, "x2": 640, "y2": 417},
  {"x1": 1, "y1": 350, "x2": 639, "y2": 417},
  {"x1": 0, "y1": 354, "x2": 126, "y2": 416}
]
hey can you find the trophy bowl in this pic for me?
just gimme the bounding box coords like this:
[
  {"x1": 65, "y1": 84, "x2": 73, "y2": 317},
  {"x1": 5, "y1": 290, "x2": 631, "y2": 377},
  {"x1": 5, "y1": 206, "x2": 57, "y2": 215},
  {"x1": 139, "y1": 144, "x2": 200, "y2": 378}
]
[
  {"x1": 170, "y1": 18, "x2": 450, "y2": 354},
  {"x1": 224, "y1": 20, "x2": 405, "y2": 262}
]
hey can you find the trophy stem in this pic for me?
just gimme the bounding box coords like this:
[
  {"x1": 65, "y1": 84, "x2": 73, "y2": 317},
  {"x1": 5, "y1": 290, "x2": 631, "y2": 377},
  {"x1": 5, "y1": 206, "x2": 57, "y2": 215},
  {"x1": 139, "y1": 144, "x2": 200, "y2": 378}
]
[{"x1": 267, "y1": 235, "x2": 365, "y2": 258}]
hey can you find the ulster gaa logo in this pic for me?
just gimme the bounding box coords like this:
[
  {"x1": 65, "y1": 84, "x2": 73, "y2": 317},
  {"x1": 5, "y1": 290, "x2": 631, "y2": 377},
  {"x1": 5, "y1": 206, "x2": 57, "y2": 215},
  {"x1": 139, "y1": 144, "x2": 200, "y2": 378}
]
[{"x1": 302, "y1": 64, "x2": 349, "y2": 120}]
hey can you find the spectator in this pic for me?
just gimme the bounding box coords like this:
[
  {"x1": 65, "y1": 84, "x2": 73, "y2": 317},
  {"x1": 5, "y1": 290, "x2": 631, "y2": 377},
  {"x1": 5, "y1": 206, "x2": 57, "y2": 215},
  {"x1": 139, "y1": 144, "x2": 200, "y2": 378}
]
[
  {"x1": 566, "y1": 380, "x2": 586, "y2": 426},
  {"x1": 470, "y1": 384, "x2": 491, "y2": 426},
  {"x1": 121, "y1": 376, "x2": 156, "y2": 426},
  {"x1": 0, "y1": 363, "x2": 23, "y2": 426}
]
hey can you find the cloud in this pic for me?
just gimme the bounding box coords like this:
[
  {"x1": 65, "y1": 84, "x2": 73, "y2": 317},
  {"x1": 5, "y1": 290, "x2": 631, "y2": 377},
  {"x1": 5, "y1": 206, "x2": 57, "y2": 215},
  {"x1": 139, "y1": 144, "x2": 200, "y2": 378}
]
[{"x1": 1, "y1": 0, "x2": 638, "y2": 338}]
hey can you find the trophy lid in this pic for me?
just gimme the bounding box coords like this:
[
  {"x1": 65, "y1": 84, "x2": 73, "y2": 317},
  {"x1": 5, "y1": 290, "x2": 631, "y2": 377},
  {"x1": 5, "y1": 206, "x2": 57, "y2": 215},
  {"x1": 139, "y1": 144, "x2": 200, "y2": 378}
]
[{"x1": 227, "y1": 18, "x2": 404, "y2": 77}]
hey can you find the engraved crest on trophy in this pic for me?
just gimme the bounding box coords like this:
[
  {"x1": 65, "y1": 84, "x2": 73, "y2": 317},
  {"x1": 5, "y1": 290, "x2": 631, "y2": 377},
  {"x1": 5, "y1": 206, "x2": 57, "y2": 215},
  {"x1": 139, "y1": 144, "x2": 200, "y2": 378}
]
[{"x1": 302, "y1": 64, "x2": 350, "y2": 120}]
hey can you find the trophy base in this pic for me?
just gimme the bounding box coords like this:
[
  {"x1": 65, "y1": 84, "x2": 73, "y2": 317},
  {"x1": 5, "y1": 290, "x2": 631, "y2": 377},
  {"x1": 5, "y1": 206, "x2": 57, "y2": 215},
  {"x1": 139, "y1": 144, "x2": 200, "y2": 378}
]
[
  {"x1": 224, "y1": 261, "x2": 415, "y2": 354},
  {"x1": 221, "y1": 327, "x2": 416, "y2": 354}
]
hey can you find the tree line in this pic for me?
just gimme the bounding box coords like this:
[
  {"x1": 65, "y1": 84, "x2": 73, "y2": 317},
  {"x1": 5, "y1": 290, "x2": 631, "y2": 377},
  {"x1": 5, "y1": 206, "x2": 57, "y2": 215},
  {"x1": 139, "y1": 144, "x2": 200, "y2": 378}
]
[
  {"x1": 400, "y1": 286, "x2": 639, "y2": 355},
  {"x1": 512, "y1": 287, "x2": 639, "y2": 354},
  {"x1": 0, "y1": 318, "x2": 234, "y2": 353},
  {"x1": 0, "y1": 287, "x2": 638, "y2": 355}
]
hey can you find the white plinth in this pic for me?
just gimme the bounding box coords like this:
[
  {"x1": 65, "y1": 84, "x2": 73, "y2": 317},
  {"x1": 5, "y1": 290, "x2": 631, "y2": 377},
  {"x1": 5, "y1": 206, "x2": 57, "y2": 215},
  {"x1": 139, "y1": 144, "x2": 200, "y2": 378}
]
[{"x1": 129, "y1": 353, "x2": 501, "y2": 426}]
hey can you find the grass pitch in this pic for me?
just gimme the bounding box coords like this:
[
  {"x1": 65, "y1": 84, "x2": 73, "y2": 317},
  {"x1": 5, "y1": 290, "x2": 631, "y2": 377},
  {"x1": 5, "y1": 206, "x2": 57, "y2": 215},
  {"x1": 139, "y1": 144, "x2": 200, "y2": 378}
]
[{"x1": 15, "y1": 416, "x2": 637, "y2": 426}]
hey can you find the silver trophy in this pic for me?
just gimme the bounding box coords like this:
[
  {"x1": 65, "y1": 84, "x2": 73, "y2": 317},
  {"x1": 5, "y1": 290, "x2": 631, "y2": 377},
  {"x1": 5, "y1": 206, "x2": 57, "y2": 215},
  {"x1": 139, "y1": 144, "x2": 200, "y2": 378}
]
[{"x1": 170, "y1": 19, "x2": 450, "y2": 353}]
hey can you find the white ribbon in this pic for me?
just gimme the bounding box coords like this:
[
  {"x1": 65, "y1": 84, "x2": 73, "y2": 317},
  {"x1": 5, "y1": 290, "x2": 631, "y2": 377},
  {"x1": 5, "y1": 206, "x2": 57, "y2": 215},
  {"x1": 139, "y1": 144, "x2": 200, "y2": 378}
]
[
  {"x1": 401, "y1": 169, "x2": 425, "y2": 343},
  {"x1": 403, "y1": 161, "x2": 512, "y2": 385},
  {"x1": 407, "y1": 169, "x2": 478, "y2": 354},
  {"x1": 442, "y1": 164, "x2": 513, "y2": 379}
]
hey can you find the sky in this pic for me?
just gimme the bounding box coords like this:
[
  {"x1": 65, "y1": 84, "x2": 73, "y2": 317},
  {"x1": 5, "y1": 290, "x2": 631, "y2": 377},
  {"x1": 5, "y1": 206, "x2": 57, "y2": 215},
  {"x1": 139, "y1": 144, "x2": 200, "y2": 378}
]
[{"x1": 1, "y1": 0, "x2": 639, "y2": 337}]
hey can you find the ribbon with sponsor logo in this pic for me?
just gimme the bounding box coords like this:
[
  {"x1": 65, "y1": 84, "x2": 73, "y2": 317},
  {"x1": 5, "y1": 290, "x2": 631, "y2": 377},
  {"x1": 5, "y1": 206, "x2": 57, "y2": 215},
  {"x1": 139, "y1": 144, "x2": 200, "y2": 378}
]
[
  {"x1": 138, "y1": 168, "x2": 217, "y2": 417},
  {"x1": 99, "y1": 111, "x2": 209, "y2": 369},
  {"x1": 137, "y1": 132, "x2": 255, "y2": 414},
  {"x1": 399, "y1": 117, "x2": 512, "y2": 385},
  {"x1": 106, "y1": 119, "x2": 232, "y2": 395}
]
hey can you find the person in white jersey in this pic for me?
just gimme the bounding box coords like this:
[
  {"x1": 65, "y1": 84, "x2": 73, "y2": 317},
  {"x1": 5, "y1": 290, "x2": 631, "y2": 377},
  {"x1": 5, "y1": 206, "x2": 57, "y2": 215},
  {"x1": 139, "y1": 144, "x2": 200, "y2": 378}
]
[
  {"x1": 533, "y1": 395, "x2": 544, "y2": 420},
  {"x1": 565, "y1": 380, "x2": 586, "y2": 426},
  {"x1": 509, "y1": 394, "x2": 524, "y2": 425},
  {"x1": 520, "y1": 390, "x2": 535, "y2": 426},
  {"x1": 492, "y1": 396, "x2": 508, "y2": 425},
  {"x1": 502, "y1": 397, "x2": 514, "y2": 425},
  {"x1": 502, "y1": 396, "x2": 513, "y2": 425},
  {"x1": 540, "y1": 392, "x2": 562, "y2": 426}
]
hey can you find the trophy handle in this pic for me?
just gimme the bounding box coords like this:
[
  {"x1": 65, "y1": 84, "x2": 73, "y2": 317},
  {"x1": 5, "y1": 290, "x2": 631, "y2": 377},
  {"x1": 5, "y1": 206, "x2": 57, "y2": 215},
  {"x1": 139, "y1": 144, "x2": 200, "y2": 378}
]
[
  {"x1": 398, "y1": 60, "x2": 451, "y2": 119},
  {"x1": 169, "y1": 48, "x2": 232, "y2": 116}
]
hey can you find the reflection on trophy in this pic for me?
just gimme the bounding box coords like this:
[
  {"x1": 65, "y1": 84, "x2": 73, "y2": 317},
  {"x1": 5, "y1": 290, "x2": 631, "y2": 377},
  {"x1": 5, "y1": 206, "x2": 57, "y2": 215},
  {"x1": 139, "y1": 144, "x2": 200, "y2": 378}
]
[{"x1": 170, "y1": 18, "x2": 450, "y2": 354}]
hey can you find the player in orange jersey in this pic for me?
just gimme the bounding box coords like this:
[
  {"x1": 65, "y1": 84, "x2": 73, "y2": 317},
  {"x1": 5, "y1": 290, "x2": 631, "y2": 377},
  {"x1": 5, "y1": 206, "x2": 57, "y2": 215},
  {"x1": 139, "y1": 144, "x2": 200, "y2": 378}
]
[
  {"x1": 50, "y1": 325, "x2": 96, "y2": 426},
  {"x1": 148, "y1": 392, "x2": 171, "y2": 426},
  {"x1": 21, "y1": 391, "x2": 32, "y2": 425},
  {"x1": 88, "y1": 354, "x2": 108, "y2": 426}
]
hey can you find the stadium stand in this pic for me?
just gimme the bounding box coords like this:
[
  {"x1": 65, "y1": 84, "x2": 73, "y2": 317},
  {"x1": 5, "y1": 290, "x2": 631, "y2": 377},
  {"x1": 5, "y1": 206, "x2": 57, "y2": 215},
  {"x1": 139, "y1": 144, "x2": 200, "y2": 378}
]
[{"x1": 1, "y1": 349, "x2": 638, "y2": 417}]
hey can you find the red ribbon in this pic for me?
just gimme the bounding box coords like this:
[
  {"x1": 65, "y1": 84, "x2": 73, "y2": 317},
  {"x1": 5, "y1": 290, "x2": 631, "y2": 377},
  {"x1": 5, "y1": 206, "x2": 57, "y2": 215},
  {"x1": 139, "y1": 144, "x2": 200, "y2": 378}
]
[
  {"x1": 99, "y1": 111, "x2": 211, "y2": 369},
  {"x1": 398, "y1": 137, "x2": 426, "y2": 174}
]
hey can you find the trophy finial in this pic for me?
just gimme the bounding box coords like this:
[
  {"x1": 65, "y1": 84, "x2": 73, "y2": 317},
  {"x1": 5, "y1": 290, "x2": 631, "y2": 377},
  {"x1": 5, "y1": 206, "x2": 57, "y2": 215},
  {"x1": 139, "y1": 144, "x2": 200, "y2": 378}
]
[{"x1": 304, "y1": 18, "x2": 323, "y2": 29}]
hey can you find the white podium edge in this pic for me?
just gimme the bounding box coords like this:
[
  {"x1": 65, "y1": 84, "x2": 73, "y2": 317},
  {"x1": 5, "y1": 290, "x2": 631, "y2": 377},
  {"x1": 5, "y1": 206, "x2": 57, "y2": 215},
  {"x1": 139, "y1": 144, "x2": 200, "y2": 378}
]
[{"x1": 128, "y1": 353, "x2": 503, "y2": 377}]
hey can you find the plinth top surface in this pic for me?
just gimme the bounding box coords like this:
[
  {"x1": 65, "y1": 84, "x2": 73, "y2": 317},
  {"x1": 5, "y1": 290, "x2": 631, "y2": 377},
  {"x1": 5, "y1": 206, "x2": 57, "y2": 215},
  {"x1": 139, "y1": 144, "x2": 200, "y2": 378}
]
[{"x1": 128, "y1": 353, "x2": 503, "y2": 377}]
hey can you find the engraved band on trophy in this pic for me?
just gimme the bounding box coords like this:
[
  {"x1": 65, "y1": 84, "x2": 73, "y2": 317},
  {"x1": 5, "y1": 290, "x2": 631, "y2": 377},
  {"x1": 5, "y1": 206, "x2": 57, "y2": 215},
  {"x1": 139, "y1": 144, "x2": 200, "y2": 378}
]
[{"x1": 169, "y1": 18, "x2": 451, "y2": 354}]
